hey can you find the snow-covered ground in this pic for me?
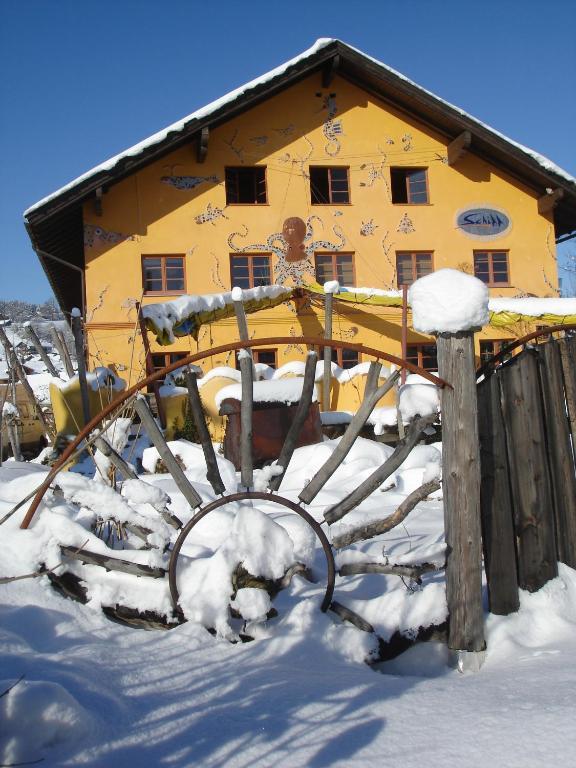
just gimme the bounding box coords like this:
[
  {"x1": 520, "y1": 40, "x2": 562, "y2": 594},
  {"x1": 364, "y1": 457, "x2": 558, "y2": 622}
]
[{"x1": 2, "y1": 437, "x2": 576, "y2": 767}]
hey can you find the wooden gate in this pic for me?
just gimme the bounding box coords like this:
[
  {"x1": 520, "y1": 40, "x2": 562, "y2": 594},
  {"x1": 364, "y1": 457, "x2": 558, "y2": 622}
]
[{"x1": 478, "y1": 333, "x2": 576, "y2": 615}]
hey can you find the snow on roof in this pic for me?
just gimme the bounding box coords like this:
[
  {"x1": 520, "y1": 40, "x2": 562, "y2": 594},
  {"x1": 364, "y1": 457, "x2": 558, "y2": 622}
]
[{"x1": 24, "y1": 39, "x2": 575, "y2": 217}]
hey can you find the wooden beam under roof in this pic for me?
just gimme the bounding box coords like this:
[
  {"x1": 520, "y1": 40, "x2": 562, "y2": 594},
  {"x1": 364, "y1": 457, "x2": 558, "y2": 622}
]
[
  {"x1": 322, "y1": 54, "x2": 340, "y2": 88},
  {"x1": 447, "y1": 131, "x2": 472, "y2": 166},
  {"x1": 197, "y1": 126, "x2": 209, "y2": 163},
  {"x1": 538, "y1": 188, "x2": 564, "y2": 216}
]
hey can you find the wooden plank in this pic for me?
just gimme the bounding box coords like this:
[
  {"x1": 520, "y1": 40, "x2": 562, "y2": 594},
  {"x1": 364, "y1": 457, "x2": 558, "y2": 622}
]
[
  {"x1": 50, "y1": 326, "x2": 74, "y2": 378},
  {"x1": 133, "y1": 395, "x2": 203, "y2": 509},
  {"x1": 499, "y1": 349, "x2": 558, "y2": 591},
  {"x1": 238, "y1": 351, "x2": 253, "y2": 488},
  {"x1": 538, "y1": 340, "x2": 576, "y2": 568},
  {"x1": 57, "y1": 329, "x2": 75, "y2": 378},
  {"x1": 71, "y1": 310, "x2": 91, "y2": 427},
  {"x1": 323, "y1": 413, "x2": 432, "y2": 524},
  {"x1": 363, "y1": 360, "x2": 381, "y2": 399},
  {"x1": 0, "y1": 324, "x2": 52, "y2": 434},
  {"x1": 437, "y1": 331, "x2": 485, "y2": 652},
  {"x1": 300, "y1": 368, "x2": 400, "y2": 505},
  {"x1": 94, "y1": 436, "x2": 182, "y2": 529},
  {"x1": 538, "y1": 187, "x2": 564, "y2": 215},
  {"x1": 447, "y1": 130, "x2": 472, "y2": 166},
  {"x1": 185, "y1": 368, "x2": 226, "y2": 495},
  {"x1": 477, "y1": 373, "x2": 520, "y2": 615},
  {"x1": 197, "y1": 126, "x2": 209, "y2": 163},
  {"x1": 323, "y1": 292, "x2": 334, "y2": 409},
  {"x1": 23, "y1": 323, "x2": 59, "y2": 377},
  {"x1": 60, "y1": 545, "x2": 165, "y2": 578},
  {"x1": 559, "y1": 336, "x2": 576, "y2": 452},
  {"x1": 269, "y1": 351, "x2": 318, "y2": 492}
]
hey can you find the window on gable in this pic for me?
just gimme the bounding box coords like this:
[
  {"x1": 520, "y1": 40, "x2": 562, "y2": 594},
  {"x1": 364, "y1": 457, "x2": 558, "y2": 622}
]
[
  {"x1": 314, "y1": 253, "x2": 355, "y2": 286},
  {"x1": 390, "y1": 167, "x2": 429, "y2": 204},
  {"x1": 230, "y1": 254, "x2": 272, "y2": 290},
  {"x1": 406, "y1": 343, "x2": 438, "y2": 372},
  {"x1": 309, "y1": 167, "x2": 350, "y2": 204},
  {"x1": 142, "y1": 255, "x2": 185, "y2": 294},
  {"x1": 473, "y1": 251, "x2": 509, "y2": 286},
  {"x1": 225, "y1": 167, "x2": 267, "y2": 204},
  {"x1": 396, "y1": 251, "x2": 433, "y2": 287}
]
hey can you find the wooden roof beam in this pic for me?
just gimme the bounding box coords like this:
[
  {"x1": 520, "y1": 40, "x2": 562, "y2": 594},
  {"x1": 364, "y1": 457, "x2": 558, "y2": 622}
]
[
  {"x1": 538, "y1": 188, "x2": 564, "y2": 216},
  {"x1": 447, "y1": 130, "x2": 472, "y2": 166},
  {"x1": 322, "y1": 54, "x2": 340, "y2": 88},
  {"x1": 196, "y1": 126, "x2": 209, "y2": 163}
]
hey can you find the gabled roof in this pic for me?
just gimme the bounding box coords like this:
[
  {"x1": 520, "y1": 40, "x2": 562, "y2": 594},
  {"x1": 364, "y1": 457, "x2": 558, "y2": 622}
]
[{"x1": 24, "y1": 38, "x2": 576, "y2": 313}]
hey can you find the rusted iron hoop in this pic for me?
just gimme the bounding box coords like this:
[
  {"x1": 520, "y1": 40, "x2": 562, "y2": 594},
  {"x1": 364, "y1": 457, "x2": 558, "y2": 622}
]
[
  {"x1": 476, "y1": 323, "x2": 576, "y2": 380},
  {"x1": 168, "y1": 491, "x2": 336, "y2": 614},
  {"x1": 21, "y1": 335, "x2": 449, "y2": 530}
]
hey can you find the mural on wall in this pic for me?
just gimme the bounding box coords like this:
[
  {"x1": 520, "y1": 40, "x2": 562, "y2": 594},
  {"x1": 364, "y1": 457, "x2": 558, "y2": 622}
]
[
  {"x1": 84, "y1": 224, "x2": 133, "y2": 248},
  {"x1": 283, "y1": 326, "x2": 305, "y2": 356},
  {"x1": 195, "y1": 203, "x2": 229, "y2": 225},
  {"x1": 401, "y1": 133, "x2": 413, "y2": 152},
  {"x1": 397, "y1": 213, "x2": 416, "y2": 234},
  {"x1": 273, "y1": 124, "x2": 295, "y2": 137},
  {"x1": 210, "y1": 253, "x2": 227, "y2": 291},
  {"x1": 227, "y1": 215, "x2": 346, "y2": 286},
  {"x1": 161, "y1": 174, "x2": 219, "y2": 190},
  {"x1": 358, "y1": 150, "x2": 392, "y2": 201},
  {"x1": 277, "y1": 137, "x2": 314, "y2": 179},
  {"x1": 223, "y1": 129, "x2": 245, "y2": 163},
  {"x1": 360, "y1": 218, "x2": 378, "y2": 236},
  {"x1": 249, "y1": 136, "x2": 269, "y2": 147},
  {"x1": 323, "y1": 118, "x2": 344, "y2": 157}
]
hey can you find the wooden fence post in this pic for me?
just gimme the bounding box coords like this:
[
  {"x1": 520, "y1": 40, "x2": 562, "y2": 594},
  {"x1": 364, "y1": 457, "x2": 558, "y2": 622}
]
[
  {"x1": 71, "y1": 309, "x2": 91, "y2": 428},
  {"x1": 50, "y1": 326, "x2": 75, "y2": 378},
  {"x1": 23, "y1": 322, "x2": 59, "y2": 377},
  {"x1": 437, "y1": 331, "x2": 486, "y2": 658},
  {"x1": 323, "y1": 290, "x2": 334, "y2": 410}
]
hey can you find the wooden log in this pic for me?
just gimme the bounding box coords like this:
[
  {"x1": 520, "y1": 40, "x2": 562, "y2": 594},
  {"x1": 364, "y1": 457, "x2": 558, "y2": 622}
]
[
  {"x1": 339, "y1": 561, "x2": 442, "y2": 581},
  {"x1": 60, "y1": 545, "x2": 165, "y2": 578},
  {"x1": 93, "y1": 436, "x2": 182, "y2": 529},
  {"x1": 300, "y1": 368, "x2": 401, "y2": 505},
  {"x1": 136, "y1": 304, "x2": 165, "y2": 427},
  {"x1": 538, "y1": 341, "x2": 576, "y2": 568},
  {"x1": 499, "y1": 349, "x2": 557, "y2": 591},
  {"x1": 363, "y1": 360, "x2": 381, "y2": 399},
  {"x1": 329, "y1": 600, "x2": 374, "y2": 633},
  {"x1": 50, "y1": 325, "x2": 74, "y2": 377},
  {"x1": 238, "y1": 351, "x2": 253, "y2": 488},
  {"x1": 71, "y1": 310, "x2": 91, "y2": 427},
  {"x1": 185, "y1": 368, "x2": 226, "y2": 495},
  {"x1": 24, "y1": 323, "x2": 59, "y2": 377},
  {"x1": 5, "y1": 415, "x2": 22, "y2": 461},
  {"x1": 323, "y1": 292, "x2": 334, "y2": 409},
  {"x1": 269, "y1": 351, "x2": 318, "y2": 491},
  {"x1": 331, "y1": 479, "x2": 440, "y2": 548},
  {"x1": 58, "y1": 328, "x2": 75, "y2": 377},
  {"x1": 323, "y1": 413, "x2": 432, "y2": 525},
  {"x1": 133, "y1": 396, "x2": 203, "y2": 510},
  {"x1": 477, "y1": 373, "x2": 520, "y2": 615},
  {"x1": 0, "y1": 324, "x2": 52, "y2": 434},
  {"x1": 559, "y1": 337, "x2": 576, "y2": 455},
  {"x1": 437, "y1": 331, "x2": 485, "y2": 652}
]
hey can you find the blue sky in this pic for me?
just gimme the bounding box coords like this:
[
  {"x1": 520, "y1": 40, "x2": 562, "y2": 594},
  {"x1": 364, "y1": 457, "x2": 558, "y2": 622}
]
[{"x1": 1, "y1": 0, "x2": 574, "y2": 302}]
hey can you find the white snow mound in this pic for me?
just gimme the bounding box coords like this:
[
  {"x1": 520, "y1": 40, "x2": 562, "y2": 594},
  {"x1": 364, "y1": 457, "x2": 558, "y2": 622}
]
[{"x1": 409, "y1": 268, "x2": 489, "y2": 333}]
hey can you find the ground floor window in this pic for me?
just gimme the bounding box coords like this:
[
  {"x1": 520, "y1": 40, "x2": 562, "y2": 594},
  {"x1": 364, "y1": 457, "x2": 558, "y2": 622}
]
[
  {"x1": 230, "y1": 254, "x2": 272, "y2": 289},
  {"x1": 142, "y1": 255, "x2": 185, "y2": 294},
  {"x1": 314, "y1": 253, "x2": 355, "y2": 286},
  {"x1": 479, "y1": 339, "x2": 513, "y2": 366},
  {"x1": 406, "y1": 343, "x2": 437, "y2": 372},
  {"x1": 254, "y1": 349, "x2": 277, "y2": 368}
]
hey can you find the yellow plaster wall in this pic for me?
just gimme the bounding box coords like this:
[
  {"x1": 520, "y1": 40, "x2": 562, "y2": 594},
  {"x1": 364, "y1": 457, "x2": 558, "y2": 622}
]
[{"x1": 82, "y1": 73, "x2": 557, "y2": 386}]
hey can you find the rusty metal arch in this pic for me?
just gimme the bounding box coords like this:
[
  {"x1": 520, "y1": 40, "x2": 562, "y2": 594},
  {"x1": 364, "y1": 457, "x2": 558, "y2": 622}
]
[
  {"x1": 476, "y1": 323, "x2": 576, "y2": 380},
  {"x1": 168, "y1": 491, "x2": 336, "y2": 614},
  {"x1": 21, "y1": 336, "x2": 449, "y2": 529}
]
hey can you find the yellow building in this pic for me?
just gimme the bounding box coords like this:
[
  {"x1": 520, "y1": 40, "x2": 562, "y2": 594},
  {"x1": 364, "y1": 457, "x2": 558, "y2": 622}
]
[{"x1": 25, "y1": 39, "x2": 576, "y2": 401}]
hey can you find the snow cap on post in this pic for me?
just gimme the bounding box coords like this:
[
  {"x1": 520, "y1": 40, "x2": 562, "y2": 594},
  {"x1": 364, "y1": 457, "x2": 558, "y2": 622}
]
[
  {"x1": 324, "y1": 280, "x2": 340, "y2": 294},
  {"x1": 231, "y1": 287, "x2": 243, "y2": 302},
  {"x1": 409, "y1": 268, "x2": 489, "y2": 334}
]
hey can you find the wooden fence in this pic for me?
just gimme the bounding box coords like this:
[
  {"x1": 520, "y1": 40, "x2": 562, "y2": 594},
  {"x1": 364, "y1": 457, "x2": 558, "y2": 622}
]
[{"x1": 478, "y1": 335, "x2": 576, "y2": 615}]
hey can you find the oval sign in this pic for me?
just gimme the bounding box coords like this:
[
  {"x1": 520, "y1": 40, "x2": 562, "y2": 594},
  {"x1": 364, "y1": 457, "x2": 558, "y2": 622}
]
[{"x1": 457, "y1": 207, "x2": 511, "y2": 239}]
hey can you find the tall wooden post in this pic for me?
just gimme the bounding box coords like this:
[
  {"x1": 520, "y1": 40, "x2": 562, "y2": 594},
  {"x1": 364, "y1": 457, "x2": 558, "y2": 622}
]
[
  {"x1": 23, "y1": 322, "x2": 59, "y2": 377},
  {"x1": 323, "y1": 290, "x2": 334, "y2": 410},
  {"x1": 50, "y1": 326, "x2": 74, "y2": 378},
  {"x1": 71, "y1": 309, "x2": 91, "y2": 427},
  {"x1": 437, "y1": 330, "x2": 486, "y2": 661}
]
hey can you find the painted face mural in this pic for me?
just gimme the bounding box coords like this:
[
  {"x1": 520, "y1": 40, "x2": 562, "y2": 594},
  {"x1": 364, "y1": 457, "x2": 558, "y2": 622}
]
[{"x1": 282, "y1": 217, "x2": 307, "y2": 262}]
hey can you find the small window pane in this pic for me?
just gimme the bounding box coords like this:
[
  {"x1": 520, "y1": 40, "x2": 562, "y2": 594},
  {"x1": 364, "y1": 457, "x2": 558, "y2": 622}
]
[{"x1": 337, "y1": 255, "x2": 354, "y2": 285}]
